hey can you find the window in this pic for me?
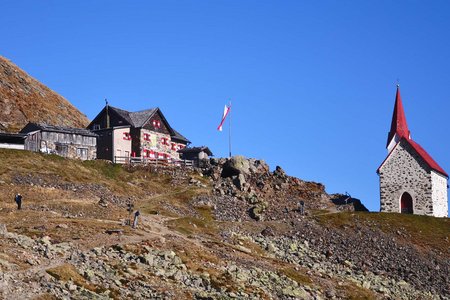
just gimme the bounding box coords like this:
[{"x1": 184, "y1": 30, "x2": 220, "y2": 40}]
[
  {"x1": 152, "y1": 120, "x2": 161, "y2": 129},
  {"x1": 123, "y1": 132, "x2": 132, "y2": 140},
  {"x1": 55, "y1": 144, "x2": 68, "y2": 157},
  {"x1": 144, "y1": 133, "x2": 151, "y2": 141},
  {"x1": 171, "y1": 143, "x2": 176, "y2": 151},
  {"x1": 77, "y1": 148, "x2": 88, "y2": 160},
  {"x1": 93, "y1": 124, "x2": 100, "y2": 130},
  {"x1": 160, "y1": 137, "x2": 170, "y2": 146}
]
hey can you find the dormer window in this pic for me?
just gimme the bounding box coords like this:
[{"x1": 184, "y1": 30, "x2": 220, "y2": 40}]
[
  {"x1": 152, "y1": 120, "x2": 161, "y2": 129},
  {"x1": 93, "y1": 124, "x2": 100, "y2": 130}
]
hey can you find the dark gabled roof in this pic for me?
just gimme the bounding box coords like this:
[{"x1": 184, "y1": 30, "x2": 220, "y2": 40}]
[
  {"x1": 0, "y1": 132, "x2": 27, "y2": 139},
  {"x1": 20, "y1": 123, "x2": 97, "y2": 137},
  {"x1": 108, "y1": 106, "x2": 162, "y2": 128},
  {"x1": 0, "y1": 132, "x2": 27, "y2": 144},
  {"x1": 178, "y1": 146, "x2": 212, "y2": 156},
  {"x1": 90, "y1": 104, "x2": 190, "y2": 142},
  {"x1": 108, "y1": 106, "x2": 134, "y2": 125},
  {"x1": 171, "y1": 128, "x2": 191, "y2": 144},
  {"x1": 129, "y1": 108, "x2": 157, "y2": 127},
  {"x1": 108, "y1": 106, "x2": 158, "y2": 128}
]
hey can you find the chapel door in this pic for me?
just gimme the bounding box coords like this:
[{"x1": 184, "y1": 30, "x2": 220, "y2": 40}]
[{"x1": 400, "y1": 192, "x2": 413, "y2": 214}]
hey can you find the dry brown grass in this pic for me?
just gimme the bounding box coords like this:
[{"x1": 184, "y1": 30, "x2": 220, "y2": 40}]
[
  {"x1": 166, "y1": 205, "x2": 218, "y2": 237},
  {"x1": 279, "y1": 267, "x2": 313, "y2": 286},
  {"x1": 336, "y1": 282, "x2": 378, "y2": 300},
  {"x1": 314, "y1": 212, "x2": 450, "y2": 254},
  {"x1": 32, "y1": 294, "x2": 59, "y2": 300},
  {"x1": 0, "y1": 149, "x2": 197, "y2": 245},
  {"x1": 0, "y1": 56, "x2": 89, "y2": 132}
]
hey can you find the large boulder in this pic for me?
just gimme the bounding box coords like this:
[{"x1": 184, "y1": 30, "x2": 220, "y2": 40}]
[
  {"x1": 221, "y1": 156, "x2": 251, "y2": 178},
  {"x1": 248, "y1": 159, "x2": 270, "y2": 174}
]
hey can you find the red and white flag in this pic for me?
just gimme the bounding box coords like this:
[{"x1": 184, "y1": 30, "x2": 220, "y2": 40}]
[{"x1": 217, "y1": 104, "x2": 231, "y2": 131}]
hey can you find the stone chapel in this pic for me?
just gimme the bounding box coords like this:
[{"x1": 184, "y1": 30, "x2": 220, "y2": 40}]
[{"x1": 377, "y1": 86, "x2": 448, "y2": 217}]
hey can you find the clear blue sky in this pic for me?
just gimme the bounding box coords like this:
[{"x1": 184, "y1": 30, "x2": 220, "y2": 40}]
[{"x1": 2, "y1": 1, "x2": 450, "y2": 212}]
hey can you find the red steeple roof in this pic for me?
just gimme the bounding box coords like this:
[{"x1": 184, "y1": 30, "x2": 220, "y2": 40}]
[
  {"x1": 386, "y1": 86, "x2": 410, "y2": 147},
  {"x1": 378, "y1": 86, "x2": 448, "y2": 177}
]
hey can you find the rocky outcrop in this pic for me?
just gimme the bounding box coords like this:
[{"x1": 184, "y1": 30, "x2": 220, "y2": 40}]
[{"x1": 201, "y1": 156, "x2": 364, "y2": 221}]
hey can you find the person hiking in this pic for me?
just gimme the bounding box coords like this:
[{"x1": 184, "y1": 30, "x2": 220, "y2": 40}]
[
  {"x1": 15, "y1": 193, "x2": 23, "y2": 210},
  {"x1": 132, "y1": 210, "x2": 140, "y2": 228},
  {"x1": 298, "y1": 200, "x2": 305, "y2": 215}
]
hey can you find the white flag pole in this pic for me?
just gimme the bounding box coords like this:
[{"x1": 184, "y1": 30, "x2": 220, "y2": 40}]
[{"x1": 228, "y1": 101, "x2": 232, "y2": 158}]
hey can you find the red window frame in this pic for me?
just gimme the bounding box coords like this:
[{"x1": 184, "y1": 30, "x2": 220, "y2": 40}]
[
  {"x1": 161, "y1": 137, "x2": 170, "y2": 146},
  {"x1": 123, "y1": 132, "x2": 132, "y2": 141},
  {"x1": 152, "y1": 120, "x2": 161, "y2": 129}
]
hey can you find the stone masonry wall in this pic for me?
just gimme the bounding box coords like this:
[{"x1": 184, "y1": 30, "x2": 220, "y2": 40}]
[
  {"x1": 140, "y1": 129, "x2": 181, "y2": 160},
  {"x1": 379, "y1": 140, "x2": 434, "y2": 216},
  {"x1": 431, "y1": 171, "x2": 448, "y2": 217}
]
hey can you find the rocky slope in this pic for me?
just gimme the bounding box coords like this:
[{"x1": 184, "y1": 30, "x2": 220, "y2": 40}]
[
  {"x1": 0, "y1": 56, "x2": 89, "y2": 132},
  {"x1": 0, "y1": 150, "x2": 448, "y2": 299}
]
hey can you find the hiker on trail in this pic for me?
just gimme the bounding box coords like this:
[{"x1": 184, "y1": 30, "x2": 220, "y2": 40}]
[
  {"x1": 127, "y1": 201, "x2": 134, "y2": 225},
  {"x1": 298, "y1": 200, "x2": 305, "y2": 215},
  {"x1": 15, "y1": 193, "x2": 22, "y2": 210},
  {"x1": 132, "y1": 210, "x2": 140, "y2": 229}
]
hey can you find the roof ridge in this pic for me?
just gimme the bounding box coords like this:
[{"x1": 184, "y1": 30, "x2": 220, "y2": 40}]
[{"x1": 130, "y1": 107, "x2": 157, "y2": 114}]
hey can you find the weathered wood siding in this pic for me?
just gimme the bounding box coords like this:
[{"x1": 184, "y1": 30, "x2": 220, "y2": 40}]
[{"x1": 25, "y1": 130, "x2": 96, "y2": 160}]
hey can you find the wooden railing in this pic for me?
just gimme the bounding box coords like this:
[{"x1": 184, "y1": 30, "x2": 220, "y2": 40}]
[{"x1": 114, "y1": 156, "x2": 195, "y2": 167}]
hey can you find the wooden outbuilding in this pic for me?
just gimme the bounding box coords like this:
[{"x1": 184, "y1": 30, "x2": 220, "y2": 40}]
[{"x1": 20, "y1": 123, "x2": 97, "y2": 160}]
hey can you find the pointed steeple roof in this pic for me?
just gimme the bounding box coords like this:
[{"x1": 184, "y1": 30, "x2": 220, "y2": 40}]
[
  {"x1": 386, "y1": 85, "x2": 410, "y2": 147},
  {"x1": 378, "y1": 86, "x2": 448, "y2": 178}
]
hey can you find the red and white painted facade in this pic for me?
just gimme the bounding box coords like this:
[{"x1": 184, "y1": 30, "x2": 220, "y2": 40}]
[{"x1": 88, "y1": 106, "x2": 190, "y2": 162}]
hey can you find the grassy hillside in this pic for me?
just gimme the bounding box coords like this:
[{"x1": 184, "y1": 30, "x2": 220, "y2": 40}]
[
  {"x1": 0, "y1": 150, "x2": 448, "y2": 299},
  {"x1": 0, "y1": 56, "x2": 89, "y2": 132}
]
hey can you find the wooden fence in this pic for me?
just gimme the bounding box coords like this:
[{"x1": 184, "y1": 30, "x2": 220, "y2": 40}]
[{"x1": 114, "y1": 156, "x2": 195, "y2": 167}]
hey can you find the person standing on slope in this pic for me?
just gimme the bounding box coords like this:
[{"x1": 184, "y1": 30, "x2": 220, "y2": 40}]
[{"x1": 15, "y1": 193, "x2": 22, "y2": 210}]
